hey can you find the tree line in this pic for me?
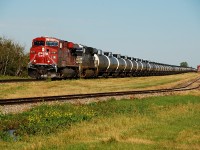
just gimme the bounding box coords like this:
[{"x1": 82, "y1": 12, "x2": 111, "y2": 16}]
[
  {"x1": 0, "y1": 36, "x2": 29, "y2": 77},
  {"x1": 180, "y1": 62, "x2": 188, "y2": 68}
]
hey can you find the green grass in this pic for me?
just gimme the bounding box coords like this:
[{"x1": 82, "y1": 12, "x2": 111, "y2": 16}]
[
  {"x1": 0, "y1": 75, "x2": 28, "y2": 79},
  {"x1": 123, "y1": 78, "x2": 180, "y2": 89},
  {"x1": 0, "y1": 104, "x2": 95, "y2": 137},
  {"x1": 0, "y1": 95, "x2": 200, "y2": 149}
]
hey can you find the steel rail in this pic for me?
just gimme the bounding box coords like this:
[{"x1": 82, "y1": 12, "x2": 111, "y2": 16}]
[
  {"x1": 0, "y1": 76, "x2": 199, "y2": 85},
  {"x1": 172, "y1": 77, "x2": 200, "y2": 89},
  {"x1": 0, "y1": 79, "x2": 45, "y2": 83},
  {"x1": 0, "y1": 81, "x2": 199, "y2": 105}
]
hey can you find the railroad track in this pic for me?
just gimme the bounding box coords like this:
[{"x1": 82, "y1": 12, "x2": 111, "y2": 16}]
[
  {"x1": 172, "y1": 77, "x2": 200, "y2": 89},
  {"x1": 0, "y1": 76, "x2": 199, "y2": 84},
  {"x1": 0, "y1": 77, "x2": 199, "y2": 105},
  {"x1": 0, "y1": 79, "x2": 45, "y2": 83}
]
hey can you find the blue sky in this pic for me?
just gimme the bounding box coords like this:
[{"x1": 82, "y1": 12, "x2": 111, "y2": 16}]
[{"x1": 0, "y1": 0, "x2": 200, "y2": 67}]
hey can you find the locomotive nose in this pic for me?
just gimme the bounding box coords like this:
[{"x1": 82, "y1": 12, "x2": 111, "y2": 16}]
[{"x1": 34, "y1": 47, "x2": 53, "y2": 64}]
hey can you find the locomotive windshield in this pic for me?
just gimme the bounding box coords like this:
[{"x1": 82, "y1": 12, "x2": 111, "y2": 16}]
[
  {"x1": 46, "y1": 41, "x2": 58, "y2": 47},
  {"x1": 33, "y1": 41, "x2": 45, "y2": 46}
]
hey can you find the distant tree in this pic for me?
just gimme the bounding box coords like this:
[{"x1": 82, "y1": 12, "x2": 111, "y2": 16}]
[
  {"x1": 180, "y1": 62, "x2": 188, "y2": 67},
  {"x1": 0, "y1": 36, "x2": 29, "y2": 76}
]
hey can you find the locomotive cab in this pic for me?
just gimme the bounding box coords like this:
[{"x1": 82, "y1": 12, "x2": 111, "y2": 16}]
[
  {"x1": 28, "y1": 37, "x2": 59, "y2": 78},
  {"x1": 28, "y1": 36, "x2": 79, "y2": 79}
]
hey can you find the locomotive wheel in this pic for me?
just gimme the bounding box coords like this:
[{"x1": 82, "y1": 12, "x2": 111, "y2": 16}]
[
  {"x1": 62, "y1": 68, "x2": 76, "y2": 78},
  {"x1": 81, "y1": 70, "x2": 95, "y2": 78}
]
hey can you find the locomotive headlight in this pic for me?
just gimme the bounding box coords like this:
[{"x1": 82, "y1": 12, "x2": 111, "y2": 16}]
[
  {"x1": 48, "y1": 60, "x2": 50, "y2": 63},
  {"x1": 33, "y1": 60, "x2": 36, "y2": 62},
  {"x1": 42, "y1": 47, "x2": 45, "y2": 52},
  {"x1": 53, "y1": 56, "x2": 56, "y2": 59}
]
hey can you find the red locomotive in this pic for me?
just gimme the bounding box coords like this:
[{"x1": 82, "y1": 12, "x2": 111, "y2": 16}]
[
  {"x1": 197, "y1": 65, "x2": 200, "y2": 72},
  {"x1": 28, "y1": 36, "x2": 81, "y2": 78}
]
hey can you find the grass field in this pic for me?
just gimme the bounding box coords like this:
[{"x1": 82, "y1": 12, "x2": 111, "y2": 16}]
[
  {"x1": 0, "y1": 73, "x2": 199, "y2": 99},
  {"x1": 0, "y1": 73, "x2": 199, "y2": 149},
  {"x1": 0, "y1": 95, "x2": 200, "y2": 150},
  {"x1": 0, "y1": 75, "x2": 28, "y2": 79}
]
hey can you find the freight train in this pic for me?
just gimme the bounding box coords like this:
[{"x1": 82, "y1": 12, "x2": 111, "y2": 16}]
[{"x1": 28, "y1": 36, "x2": 196, "y2": 79}]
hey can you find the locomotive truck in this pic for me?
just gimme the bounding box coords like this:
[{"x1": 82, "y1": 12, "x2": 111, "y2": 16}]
[{"x1": 28, "y1": 36, "x2": 196, "y2": 79}]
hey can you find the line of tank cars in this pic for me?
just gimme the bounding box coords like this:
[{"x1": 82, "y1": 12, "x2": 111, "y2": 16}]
[{"x1": 28, "y1": 36, "x2": 196, "y2": 79}]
